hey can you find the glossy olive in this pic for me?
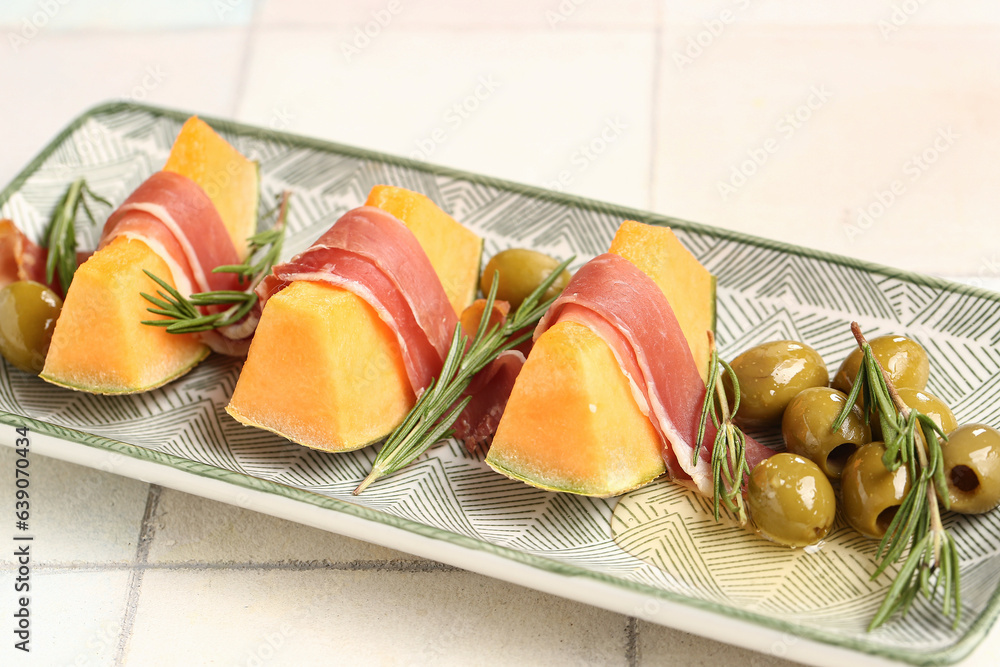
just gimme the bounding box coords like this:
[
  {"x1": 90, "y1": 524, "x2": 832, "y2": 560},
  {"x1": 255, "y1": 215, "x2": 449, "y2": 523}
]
[
  {"x1": 841, "y1": 442, "x2": 911, "y2": 539},
  {"x1": 942, "y1": 424, "x2": 1000, "y2": 514},
  {"x1": 0, "y1": 280, "x2": 63, "y2": 374},
  {"x1": 832, "y1": 335, "x2": 929, "y2": 395},
  {"x1": 870, "y1": 387, "x2": 956, "y2": 441},
  {"x1": 782, "y1": 387, "x2": 871, "y2": 479},
  {"x1": 728, "y1": 340, "x2": 829, "y2": 429},
  {"x1": 480, "y1": 249, "x2": 571, "y2": 310},
  {"x1": 747, "y1": 453, "x2": 837, "y2": 548},
  {"x1": 898, "y1": 388, "x2": 957, "y2": 433}
]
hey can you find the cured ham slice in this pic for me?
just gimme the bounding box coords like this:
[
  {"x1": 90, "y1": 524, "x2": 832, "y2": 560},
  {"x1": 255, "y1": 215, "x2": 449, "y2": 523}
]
[
  {"x1": 535, "y1": 253, "x2": 772, "y2": 496},
  {"x1": 101, "y1": 170, "x2": 243, "y2": 296},
  {"x1": 258, "y1": 206, "x2": 458, "y2": 396},
  {"x1": 0, "y1": 219, "x2": 48, "y2": 290}
]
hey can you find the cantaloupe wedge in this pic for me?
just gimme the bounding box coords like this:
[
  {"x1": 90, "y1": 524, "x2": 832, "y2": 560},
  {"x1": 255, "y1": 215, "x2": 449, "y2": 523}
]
[
  {"x1": 487, "y1": 320, "x2": 665, "y2": 496},
  {"x1": 609, "y1": 220, "x2": 715, "y2": 383},
  {"x1": 485, "y1": 220, "x2": 715, "y2": 496},
  {"x1": 164, "y1": 116, "x2": 259, "y2": 259},
  {"x1": 40, "y1": 237, "x2": 208, "y2": 394},
  {"x1": 42, "y1": 117, "x2": 259, "y2": 393},
  {"x1": 226, "y1": 281, "x2": 414, "y2": 451},
  {"x1": 365, "y1": 185, "x2": 482, "y2": 315},
  {"x1": 226, "y1": 187, "x2": 483, "y2": 452}
]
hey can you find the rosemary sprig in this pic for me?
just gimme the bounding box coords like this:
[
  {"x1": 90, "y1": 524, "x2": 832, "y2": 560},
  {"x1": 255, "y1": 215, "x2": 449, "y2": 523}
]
[
  {"x1": 353, "y1": 256, "x2": 575, "y2": 495},
  {"x1": 833, "y1": 322, "x2": 960, "y2": 631},
  {"x1": 694, "y1": 332, "x2": 749, "y2": 524},
  {"x1": 140, "y1": 191, "x2": 290, "y2": 334},
  {"x1": 44, "y1": 178, "x2": 112, "y2": 291}
]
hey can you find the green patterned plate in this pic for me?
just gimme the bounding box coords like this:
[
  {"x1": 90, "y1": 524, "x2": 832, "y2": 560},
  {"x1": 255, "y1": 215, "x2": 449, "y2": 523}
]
[{"x1": 2, "y1": 102, "x2": 999, "y2": 666}]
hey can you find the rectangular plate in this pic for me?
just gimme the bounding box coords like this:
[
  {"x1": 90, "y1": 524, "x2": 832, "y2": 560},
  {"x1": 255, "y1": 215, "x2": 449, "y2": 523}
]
[{"x1": 3, "y1": 102, "x2": 1000, "y2": 667}]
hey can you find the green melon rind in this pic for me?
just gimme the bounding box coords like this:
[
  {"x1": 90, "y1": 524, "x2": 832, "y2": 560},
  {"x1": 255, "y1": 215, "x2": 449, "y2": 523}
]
[
  {"x1": 484, "y1": 454, "x2": 664, "y2": 499},
  {"x1": 224, "y1": 403, "x2": 393, "y2": 454},
  {"x1": 39, "y1": 346, "x2": 210, "y2": 395}
]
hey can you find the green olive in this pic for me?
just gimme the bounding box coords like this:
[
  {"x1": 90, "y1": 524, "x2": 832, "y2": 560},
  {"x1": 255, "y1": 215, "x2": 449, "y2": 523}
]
[
  {"x1": 480, "y1": 249, "x2": 571, "y2": 310},
  {"x1": 747, "y1": 453, "x2": 837, "y2": 548},
  {"x1": 942, "y1": 424, "x2": 1000, "y2": 514},
  {"x1": 0, "y1": 280, "x2": 63, "y2": 374},
  {"x1": 782, "y1": 387, "x2": 871, "y2": 479},
  {"x1": 841, "y1": 442, "x2": 911, "y2": 539},
  {"x1": 897, "y1": 388, "x2": 957, "y2": 433},
  {"x1": 870, "y1": 388, "x2": 956, "y2": 441},
  {"x1": 832, "y1": 335, "x2": 929, "y2": 395},
  {"x1": 728, "y1": 340, "x2": 828, "y2": 429}
]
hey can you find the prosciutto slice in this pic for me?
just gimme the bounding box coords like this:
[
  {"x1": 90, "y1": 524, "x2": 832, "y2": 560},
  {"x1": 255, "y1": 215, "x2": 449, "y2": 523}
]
[
  {"x1": 258, "y1": 206, "x2": 458, "y2": 396},
  {"x1": 0, "y1": 219, "x2": 48, "y2": 290},
  {"x1": 99, "y1": 171, "x2": 254, "y2": 356},
  {"x1": 535, "y1": 253, "x2": 773, "y2": 496},
  {"x1": 101, "y1": 171, "x2": 243, "y2": 296}
]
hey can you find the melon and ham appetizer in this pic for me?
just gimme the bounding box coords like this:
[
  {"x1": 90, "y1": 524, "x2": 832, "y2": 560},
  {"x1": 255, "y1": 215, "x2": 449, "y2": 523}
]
[
  {"x1": 39, "y1": 117, "x2": 260, "y2": 394},
  {"x1": 226, "y1": 186, "x2": 483, "y2": 453},
  {"x1": 486, "y1": 220, "x2": 773, "y2": 497}
]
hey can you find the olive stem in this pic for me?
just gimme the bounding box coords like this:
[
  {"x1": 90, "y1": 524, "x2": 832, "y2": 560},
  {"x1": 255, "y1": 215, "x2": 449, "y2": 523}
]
[{"x1": 849, "y1": 321, "x2": 946, "y2": 559}]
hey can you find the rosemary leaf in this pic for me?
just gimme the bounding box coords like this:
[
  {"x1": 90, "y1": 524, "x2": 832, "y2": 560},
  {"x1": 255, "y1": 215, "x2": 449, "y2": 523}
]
[
  {"x1": 140, "y1": 191, "x2": 290, "y2": 334},
  {"x1": 353, "y1": 256, "x2": 575, "y2": 495}
]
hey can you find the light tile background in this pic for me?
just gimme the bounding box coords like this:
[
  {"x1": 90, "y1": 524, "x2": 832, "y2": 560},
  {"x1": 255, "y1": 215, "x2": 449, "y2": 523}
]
[{"x1": 1, "y1": 1, "x2": 1000, "y2": 665}]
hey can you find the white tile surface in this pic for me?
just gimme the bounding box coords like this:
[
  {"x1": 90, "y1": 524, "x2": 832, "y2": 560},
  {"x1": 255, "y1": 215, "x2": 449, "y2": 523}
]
[
  {"x1": 237, "y1": 27, "x2": 655, "y2": 209},
  {"x1": 0, "y1": 0, "x2": 256, "y2": 31},
  {"x1": 0, "y1": 444, "x2": 148, "y2": 565},
  {"x1": 652, "y1": 24, "x2": 1000, "y2": 275},
  {"x1": 146, "y1": 488, "x2": 418, "y2": 564},
  {"x1": 3, "y1": 2, "x2": 1000, "y2": 665},
  {"x1": 0, "y1": 569, "x2": 131, "y2": 667},
  {"x1": 124, "y1": 568, "x2": 628, "y2": 665},
  {"x1": 0, "y1": 27, "x2": 249, "y2": 187},
  {"x1": 258, "y1": 0, "x2": 658, "y2": 29}
]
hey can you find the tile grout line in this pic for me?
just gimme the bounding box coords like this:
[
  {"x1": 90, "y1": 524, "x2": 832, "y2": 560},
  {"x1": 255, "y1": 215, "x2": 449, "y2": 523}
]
[
  {"x1": 25, "y1": 559, "x2": 461, "y2": 573},
  {"x1": 113, "y1": 484, "x2": 161, "y2": 667},
  {"x1": 229, "y1": 0, "x2": 263, "y2": 119},
  {"x1": 646, "y1": 2, "x2": 664, "y2": 212},
  {"x1": 626, "y1": 616, "x2": 639, "y2": 667}
]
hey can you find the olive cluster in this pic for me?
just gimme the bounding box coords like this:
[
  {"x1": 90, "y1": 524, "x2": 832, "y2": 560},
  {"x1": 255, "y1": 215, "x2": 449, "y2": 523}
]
[{"x1": 728, "y1": 336, "x2": 1000, "y2": 548}]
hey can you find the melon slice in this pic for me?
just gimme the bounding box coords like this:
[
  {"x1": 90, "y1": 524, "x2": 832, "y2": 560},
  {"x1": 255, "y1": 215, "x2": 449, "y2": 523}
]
[
  {"x1": 486, "y1": 220, "x2": 715, "y2": 496},
  {"x1": 609, "y1": 220, "x2": 715, "y2": 383},
  {"x1": 40, "y1": 237, "x2": 208, "y2": 394},
  {"x1": 365, "y1": 185, "x2": 482, "y2": 315},
  {"x1": 227, "y1": 186, "x2": 482, "y2": 451},
  {"x1": 42, "y1": 116, "x2": 259, "y2": 394},
  {"x1": 164, "y1": 116, "x2": 259, "y2": 259},
  {"x1": 486, "y1": 320, "x2": 665, "y2": 496},
  {"x1": 226, "y1": 281, "x2": 414, "y2": 452}
]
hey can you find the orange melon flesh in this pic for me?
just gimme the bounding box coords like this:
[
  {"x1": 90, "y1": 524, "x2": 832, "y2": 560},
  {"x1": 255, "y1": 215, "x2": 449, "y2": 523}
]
[
  {"x1": 487, "y1": 220, "x2": 715, "y2": 496},
  {"x1": 40, "y1": 237, "x2": 208, "y2": 394},
  {"x1": 486, "y1": 320, "x2": 665, "y2": 496},
  {"x1": 365, "y1": 185, "x2": 482, "y2": 316},
  {"x1": 609, "y1": 220, "x2": 715, "y2": 383},
  {"x1": 163, "y1": 116, "x2": 259, "y2": 259},
  {"x1": 228, "y1": 186, "x2": 483, "y2": 451},
  {"x1": 226, "y1": 281, "x2": 414, "y2": 452}
]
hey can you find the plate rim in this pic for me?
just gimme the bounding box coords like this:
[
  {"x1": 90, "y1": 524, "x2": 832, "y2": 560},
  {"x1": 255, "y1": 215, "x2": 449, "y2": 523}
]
[{"x1": 2, "y1": 100, "x2": 999, "y2": 666}]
